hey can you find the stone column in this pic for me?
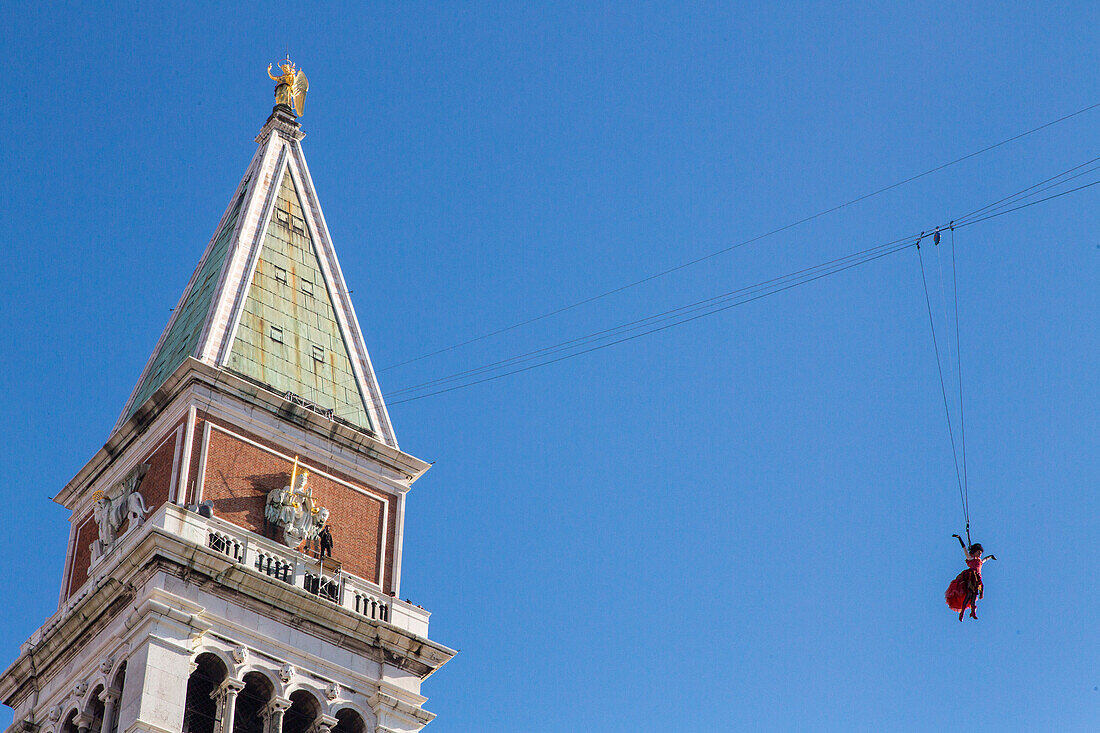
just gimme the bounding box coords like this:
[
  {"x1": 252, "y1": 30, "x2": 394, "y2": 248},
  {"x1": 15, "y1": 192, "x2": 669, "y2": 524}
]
[
  {"x1": 213, "y1": 679, "x2": 245, "y2": 733},
  {"x1": 99, "y1": 689, "x2": 120, "y2": 733},
  {"x1": 263, "y1": 698, "x2": 291, "y2": 733}
]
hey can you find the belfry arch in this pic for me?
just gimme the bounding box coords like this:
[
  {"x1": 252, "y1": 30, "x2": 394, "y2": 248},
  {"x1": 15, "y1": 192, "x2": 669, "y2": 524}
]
[
  {"x1": 183, "y1": 654, "x2": 228, "y2": 733},
  {"x1": 84, "y1": 685, "x2": 105, "y2": 733},
  {"x1": 281, "y1": 690, "x2": 322, "y2": 733},
  {"x1": 331, "y1": 707, "x2": 367, "y2": 733},
  {"x1": 232, "y1": 671, "x2": 275, "y2": 733},
  {"x1": 102, "y1": 662, "x2": 126, "y2": 733},
  {"x1": 59, "y1": 710, "x2": 78, "y2": 733}
]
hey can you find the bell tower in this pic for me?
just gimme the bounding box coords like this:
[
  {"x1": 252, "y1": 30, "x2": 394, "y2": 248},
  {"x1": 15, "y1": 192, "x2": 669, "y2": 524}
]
[{"x1": 0, "y1": 64, "x2": 454, "y2": 733}]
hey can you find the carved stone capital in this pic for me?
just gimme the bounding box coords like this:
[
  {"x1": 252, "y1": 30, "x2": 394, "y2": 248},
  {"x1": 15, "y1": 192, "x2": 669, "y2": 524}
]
[
  {"x1": 210, "y1": 677, "x2": 245, "y2": 703},
  {"x1": 74, "y1": 713, "x2": 95, "y2": 733},
  {"x1": 310, "y1": 715, "x2": 338, "y2": 733},
  {"x1": 221, "y1": 678, "x2": 247, "y2": 695}
]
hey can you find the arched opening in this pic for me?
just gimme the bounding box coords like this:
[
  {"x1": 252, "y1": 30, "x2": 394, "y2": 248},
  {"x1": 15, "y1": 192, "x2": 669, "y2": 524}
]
[
  {"x1": 60, "y1": 711, "x2": 78, "y2": 733},
  {"x1": 281, "y1": 690, "x2": 320, "y2": 733},
  {"x1": 86, "y1": 685, "x2": 106, "y2": 733},
  {"x1": 232, "y1": 672, "x2": 274, "y2": 733},
  {"x1": 183, "y1": 654, "x2": 228, "y2": 733},
  {"x1": 331, "y1": 709, "x2": 365, "y2": 733},
  {"x1": 105, "y1": 662, "x2": 126, "y2": 733}
]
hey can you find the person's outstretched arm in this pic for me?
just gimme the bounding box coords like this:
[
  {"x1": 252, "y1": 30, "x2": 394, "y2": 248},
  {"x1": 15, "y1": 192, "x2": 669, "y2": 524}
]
[{"x1": 952, "y1": 534, "x2": 968, "y2": 556}]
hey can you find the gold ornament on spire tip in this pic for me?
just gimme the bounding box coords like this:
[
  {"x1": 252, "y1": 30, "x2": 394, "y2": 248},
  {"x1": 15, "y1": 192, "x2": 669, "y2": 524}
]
[{"x1": 268, "y1": 56, "x2": 309, "y2": 116}]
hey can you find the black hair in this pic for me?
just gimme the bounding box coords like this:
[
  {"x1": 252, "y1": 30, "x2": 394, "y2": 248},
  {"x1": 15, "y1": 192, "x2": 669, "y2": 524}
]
[{"x1": 968, "y1": 543, "x2": 984, "y2": 556}]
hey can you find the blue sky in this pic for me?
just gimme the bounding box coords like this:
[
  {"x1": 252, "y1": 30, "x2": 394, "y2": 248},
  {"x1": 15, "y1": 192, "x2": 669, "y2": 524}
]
[{"x1": 3, "y1": 3, "x2": 1099, "y2": 731}]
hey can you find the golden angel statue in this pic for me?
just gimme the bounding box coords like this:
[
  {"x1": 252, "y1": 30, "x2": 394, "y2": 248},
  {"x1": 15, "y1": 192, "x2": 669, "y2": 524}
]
[{"x1": 268, "y1": 57, "x2": 309, "y2": 115}]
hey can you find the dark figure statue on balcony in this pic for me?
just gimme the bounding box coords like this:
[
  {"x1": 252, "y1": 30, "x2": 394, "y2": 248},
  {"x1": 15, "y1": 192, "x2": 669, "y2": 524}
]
[{"x1": 319, "y1": 524, "x2": 334, "y2": 560}]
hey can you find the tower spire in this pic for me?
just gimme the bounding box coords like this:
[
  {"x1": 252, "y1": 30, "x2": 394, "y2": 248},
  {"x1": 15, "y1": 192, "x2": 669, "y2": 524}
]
[
  {"x1": 115, "y1": 67, "x2": 396, "y2": 446},
  {"x1": 1, "y1": 69, "x2": 452, "y2": 733}
]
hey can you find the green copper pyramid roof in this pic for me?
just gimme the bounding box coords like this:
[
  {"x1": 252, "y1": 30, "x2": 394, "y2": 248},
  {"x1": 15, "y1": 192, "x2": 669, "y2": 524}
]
[
  {"x1": 115, "y1": 108, "x2": 397, "y2": 446},
  {"x1": 226, "y1": 170, "x2": 373, "y2": 430},
  {"x1": 126, "y1": 183, "x2": 248, "y2": 418}
]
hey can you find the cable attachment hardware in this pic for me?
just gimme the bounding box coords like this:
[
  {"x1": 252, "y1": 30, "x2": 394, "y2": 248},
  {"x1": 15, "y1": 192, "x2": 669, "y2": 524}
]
[
  {"x1": 915, "y1": 231, "x2": 925, "y2": 250},
  {"x1": 933, "y1": 229, "x2": 941, "y2": 246}
]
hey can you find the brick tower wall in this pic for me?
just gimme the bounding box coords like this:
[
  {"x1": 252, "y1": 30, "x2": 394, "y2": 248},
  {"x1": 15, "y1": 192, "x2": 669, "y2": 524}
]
[
  {"x1": 194, "y1": 413, "x2": 396, "y2": 594},
  {"x1": 63, "y1": 411, "x2": 397, "y2": 602}
]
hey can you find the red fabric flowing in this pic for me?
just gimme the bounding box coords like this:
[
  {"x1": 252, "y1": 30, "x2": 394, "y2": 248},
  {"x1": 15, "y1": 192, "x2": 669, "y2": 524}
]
[{"x1": 945, "y1": 558, "x2": 983, "y2": 611}]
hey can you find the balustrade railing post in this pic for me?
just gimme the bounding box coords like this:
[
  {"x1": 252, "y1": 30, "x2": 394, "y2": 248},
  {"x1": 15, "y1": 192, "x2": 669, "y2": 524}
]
[
  {"x1": 196, "y1": 518, "x2": 407, "y2": 624},
  {"x1": 292, "y1": 558, "x2": 305, "y2": 590}
]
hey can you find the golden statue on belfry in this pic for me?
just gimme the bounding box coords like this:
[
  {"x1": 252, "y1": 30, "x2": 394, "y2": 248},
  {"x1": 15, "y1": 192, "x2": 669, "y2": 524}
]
[{"x1": 268, "y1": 56, "x2": 309, "y2": 115}]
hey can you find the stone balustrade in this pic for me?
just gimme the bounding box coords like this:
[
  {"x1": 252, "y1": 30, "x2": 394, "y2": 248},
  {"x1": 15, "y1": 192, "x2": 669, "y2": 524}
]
[
  {"x1": 199, "y1": 510, "x2": 430, "y2": 636},
  {"x1": 68, "y1": 503, "x2": 430, "y2": 639}
]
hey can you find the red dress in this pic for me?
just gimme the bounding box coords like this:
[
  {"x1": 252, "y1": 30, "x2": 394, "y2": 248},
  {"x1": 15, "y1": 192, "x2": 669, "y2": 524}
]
[{"x1": 945, "y1": 557, "x2": 983, "y2": 611}]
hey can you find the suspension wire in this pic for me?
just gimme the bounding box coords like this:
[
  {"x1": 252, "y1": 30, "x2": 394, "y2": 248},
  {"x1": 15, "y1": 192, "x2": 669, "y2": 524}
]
[
  {"x1": 950, "y1": 224, "x2": 970, "y2": 526},
  {"x1": 380, "y1": 168, "x2": 1100, "y2": 403},
  {"x1": 388, "y1": 241, "x2": 915, "y2": 405},
  {"x1": 323, "y1": 234, "x2": 915, "y2": 407},
  {"x1": 934, "y1": 229, "x2": 955, "y2": 399},
  {"x1": 377, "y1": 103, "x2": 1100, "y2": 373},
  {"x1": 916, "y1": 237, "x2": 968, "y2": 530},
  {"x1": 373, "y1": 156, "x2": 1100, "y2": 399},
  {"x1": 954, "y1": 178, "x2": 1100, "y2": 229},
  {"x1": 935, "y1": 226, "x2": 965, "y2": 531},
  {"x1": 383, "y1": 234, "x2": 915, "y2": 398},
  {"x1": 951, "y1": 156, "x2": 1100, "y2": 227},
  {"x1": 320, "y1": 159, "x2": 1100, "y2": 418},
  {"x1": 328, "y1": 156, "x2": 1100, "y2": 407}
]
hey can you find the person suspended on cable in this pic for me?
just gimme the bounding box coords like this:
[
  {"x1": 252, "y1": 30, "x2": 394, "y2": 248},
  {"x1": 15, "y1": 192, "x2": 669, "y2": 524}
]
[{"x1": 945, "y1": 534, "x2": 996, "y2": 621}]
